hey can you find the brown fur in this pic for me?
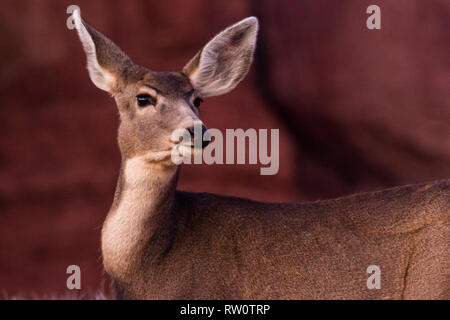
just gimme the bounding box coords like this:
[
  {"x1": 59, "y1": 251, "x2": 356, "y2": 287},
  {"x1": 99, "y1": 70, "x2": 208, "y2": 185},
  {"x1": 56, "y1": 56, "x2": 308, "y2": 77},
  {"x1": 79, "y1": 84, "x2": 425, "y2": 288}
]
[
  {"x1": 111, "y1": 177, "x2": 449, "y2": 299},
  {"x1": 72, "y1": 11, "x2": 450, "y2": 300}
]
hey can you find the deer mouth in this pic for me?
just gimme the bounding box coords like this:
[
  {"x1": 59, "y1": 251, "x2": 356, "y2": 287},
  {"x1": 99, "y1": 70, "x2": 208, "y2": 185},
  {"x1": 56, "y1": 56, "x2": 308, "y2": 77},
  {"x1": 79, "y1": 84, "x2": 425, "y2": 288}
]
[{"x1": 180, "y1": 139, "x2": 210, "y2": 149}]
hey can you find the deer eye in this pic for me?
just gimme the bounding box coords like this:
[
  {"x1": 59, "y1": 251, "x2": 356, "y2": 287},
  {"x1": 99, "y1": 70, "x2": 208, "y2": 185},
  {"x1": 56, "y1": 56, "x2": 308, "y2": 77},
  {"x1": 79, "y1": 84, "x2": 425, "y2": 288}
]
[
  {"x1": 137, "y1": 94, "x2": 156, "y2": 107},
  {"x1": 193, "y1": 98, "x2": 203, "y2": 108}
]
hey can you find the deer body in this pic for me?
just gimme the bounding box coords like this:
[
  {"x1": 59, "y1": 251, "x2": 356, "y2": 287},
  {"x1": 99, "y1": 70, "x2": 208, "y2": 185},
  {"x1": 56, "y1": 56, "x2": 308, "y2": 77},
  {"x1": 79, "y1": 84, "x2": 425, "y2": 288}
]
[
  {"x1": 101, "y1": 156, "x2": 449, "y2": 299},
  {"x1": 72, "y1": 10, "x2": 449, "y2": 299}
]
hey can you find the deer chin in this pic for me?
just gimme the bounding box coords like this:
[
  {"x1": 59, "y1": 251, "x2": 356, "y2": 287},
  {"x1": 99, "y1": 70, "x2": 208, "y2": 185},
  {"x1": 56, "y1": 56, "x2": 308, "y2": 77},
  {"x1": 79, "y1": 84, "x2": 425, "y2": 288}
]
[
  {"x1": 178, "y1": 143, "x2": 199, "y2": 153},
  {"x1": 176, "y1": 143, "x2": 205, "y2": 161}
]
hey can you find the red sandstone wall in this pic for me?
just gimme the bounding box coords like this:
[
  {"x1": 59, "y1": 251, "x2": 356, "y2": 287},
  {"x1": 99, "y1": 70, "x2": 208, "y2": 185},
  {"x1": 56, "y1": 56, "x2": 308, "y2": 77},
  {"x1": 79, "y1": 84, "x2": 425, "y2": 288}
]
[{"x1": 0, "y1": 0, "x2": 448, "y2": 297}]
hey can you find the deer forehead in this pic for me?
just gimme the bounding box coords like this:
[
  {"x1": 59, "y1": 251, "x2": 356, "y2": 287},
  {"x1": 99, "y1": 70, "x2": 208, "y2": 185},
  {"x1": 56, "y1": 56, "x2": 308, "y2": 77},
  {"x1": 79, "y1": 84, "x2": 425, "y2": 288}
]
[{"x1": 120, "y1": 70, "x2": 194, "y2": 98}]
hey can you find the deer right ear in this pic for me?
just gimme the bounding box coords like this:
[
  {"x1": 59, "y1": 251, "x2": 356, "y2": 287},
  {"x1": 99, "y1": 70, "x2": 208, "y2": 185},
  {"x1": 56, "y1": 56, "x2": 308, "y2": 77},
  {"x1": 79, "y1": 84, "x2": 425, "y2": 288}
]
[
  {"x1": 183, "y1": 17, "x2": 259, "y2": 98},
  {"x1": 73, "y1": 10, "x2": 133, "y2": 93}
]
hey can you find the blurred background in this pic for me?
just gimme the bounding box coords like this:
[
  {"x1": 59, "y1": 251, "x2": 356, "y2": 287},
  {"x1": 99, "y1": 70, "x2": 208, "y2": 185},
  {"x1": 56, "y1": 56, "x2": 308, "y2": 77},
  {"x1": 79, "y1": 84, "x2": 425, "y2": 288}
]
[{"x1": 0, "y1": 0, "x2": 448, "y2": 298}]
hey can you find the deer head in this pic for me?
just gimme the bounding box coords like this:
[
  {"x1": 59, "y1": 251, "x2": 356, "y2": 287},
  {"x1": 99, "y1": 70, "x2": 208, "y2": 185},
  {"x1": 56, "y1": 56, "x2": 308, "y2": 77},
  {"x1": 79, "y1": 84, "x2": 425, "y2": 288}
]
[{"x1": 73, "y1": 10, "x2": 258, "y2": 166}]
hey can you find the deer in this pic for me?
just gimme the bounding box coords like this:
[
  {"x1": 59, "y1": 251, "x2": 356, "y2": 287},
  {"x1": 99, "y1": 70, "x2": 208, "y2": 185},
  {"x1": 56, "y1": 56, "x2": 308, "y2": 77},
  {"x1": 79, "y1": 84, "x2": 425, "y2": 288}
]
[{"x1": 71, "y1": 10, "x2": 449, "y2": 300}]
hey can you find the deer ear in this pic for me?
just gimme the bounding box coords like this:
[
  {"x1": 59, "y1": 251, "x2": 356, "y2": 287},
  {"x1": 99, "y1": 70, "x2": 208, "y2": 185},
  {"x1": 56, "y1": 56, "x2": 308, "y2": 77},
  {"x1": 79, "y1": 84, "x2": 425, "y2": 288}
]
[
  {"x1": 73, "y1": 10, "x2": 133, "y2": 93},
  {"x1": 183, "y1": 17, "x2": 259, "y2": 98}
]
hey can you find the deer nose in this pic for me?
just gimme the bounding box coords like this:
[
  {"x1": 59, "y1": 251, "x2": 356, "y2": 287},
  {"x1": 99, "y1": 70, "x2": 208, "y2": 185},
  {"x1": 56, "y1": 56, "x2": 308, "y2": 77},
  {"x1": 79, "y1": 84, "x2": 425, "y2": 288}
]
[
  {"x1": 187, "y1": 125, "x2": 208, "y2": 136},
  {"x1": 187, "y1": 125, "x2": 210, "y2": 148}
]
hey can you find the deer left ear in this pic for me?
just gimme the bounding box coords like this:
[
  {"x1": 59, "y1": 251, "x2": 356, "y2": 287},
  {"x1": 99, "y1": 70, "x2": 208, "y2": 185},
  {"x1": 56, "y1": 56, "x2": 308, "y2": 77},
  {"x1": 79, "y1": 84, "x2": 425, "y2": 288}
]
[
  {"x1": 73, "y1": 10, "x2": 133, "y2": 93},
  {"x1": 183, "y1": 17, "x2": 259, "y2": 98}
]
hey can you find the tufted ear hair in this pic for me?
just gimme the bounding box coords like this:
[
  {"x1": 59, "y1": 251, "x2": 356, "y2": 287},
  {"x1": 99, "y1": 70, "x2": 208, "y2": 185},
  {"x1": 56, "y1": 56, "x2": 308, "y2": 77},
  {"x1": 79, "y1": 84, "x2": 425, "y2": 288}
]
[
  {"x1": 183, "y1": 17, "x2": 259, "y2": 98},
  {"x1": 73, "y1": 10, "x2": 133, "y2": 93}
]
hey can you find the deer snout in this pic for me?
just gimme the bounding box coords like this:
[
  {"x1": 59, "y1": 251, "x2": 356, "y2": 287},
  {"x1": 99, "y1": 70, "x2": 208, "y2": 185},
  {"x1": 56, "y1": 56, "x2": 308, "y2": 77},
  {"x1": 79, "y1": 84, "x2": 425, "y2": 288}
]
[{"x1": 187, "y1": 124, "x2": 210, "y2": 148}]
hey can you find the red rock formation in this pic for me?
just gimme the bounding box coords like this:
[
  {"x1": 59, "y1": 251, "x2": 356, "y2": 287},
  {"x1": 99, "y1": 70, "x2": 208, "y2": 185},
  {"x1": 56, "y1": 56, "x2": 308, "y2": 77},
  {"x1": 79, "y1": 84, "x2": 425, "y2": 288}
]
[{"x1": 0, "y1": 0, "x2": 448, "y2": 297}]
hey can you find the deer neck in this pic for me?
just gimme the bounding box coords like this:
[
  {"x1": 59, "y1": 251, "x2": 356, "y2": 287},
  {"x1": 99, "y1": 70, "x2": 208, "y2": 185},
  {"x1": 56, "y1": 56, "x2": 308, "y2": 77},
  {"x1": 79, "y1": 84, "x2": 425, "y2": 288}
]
[{"x1": 101, "y1": 155, "x2": 178, "y2": 283}]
